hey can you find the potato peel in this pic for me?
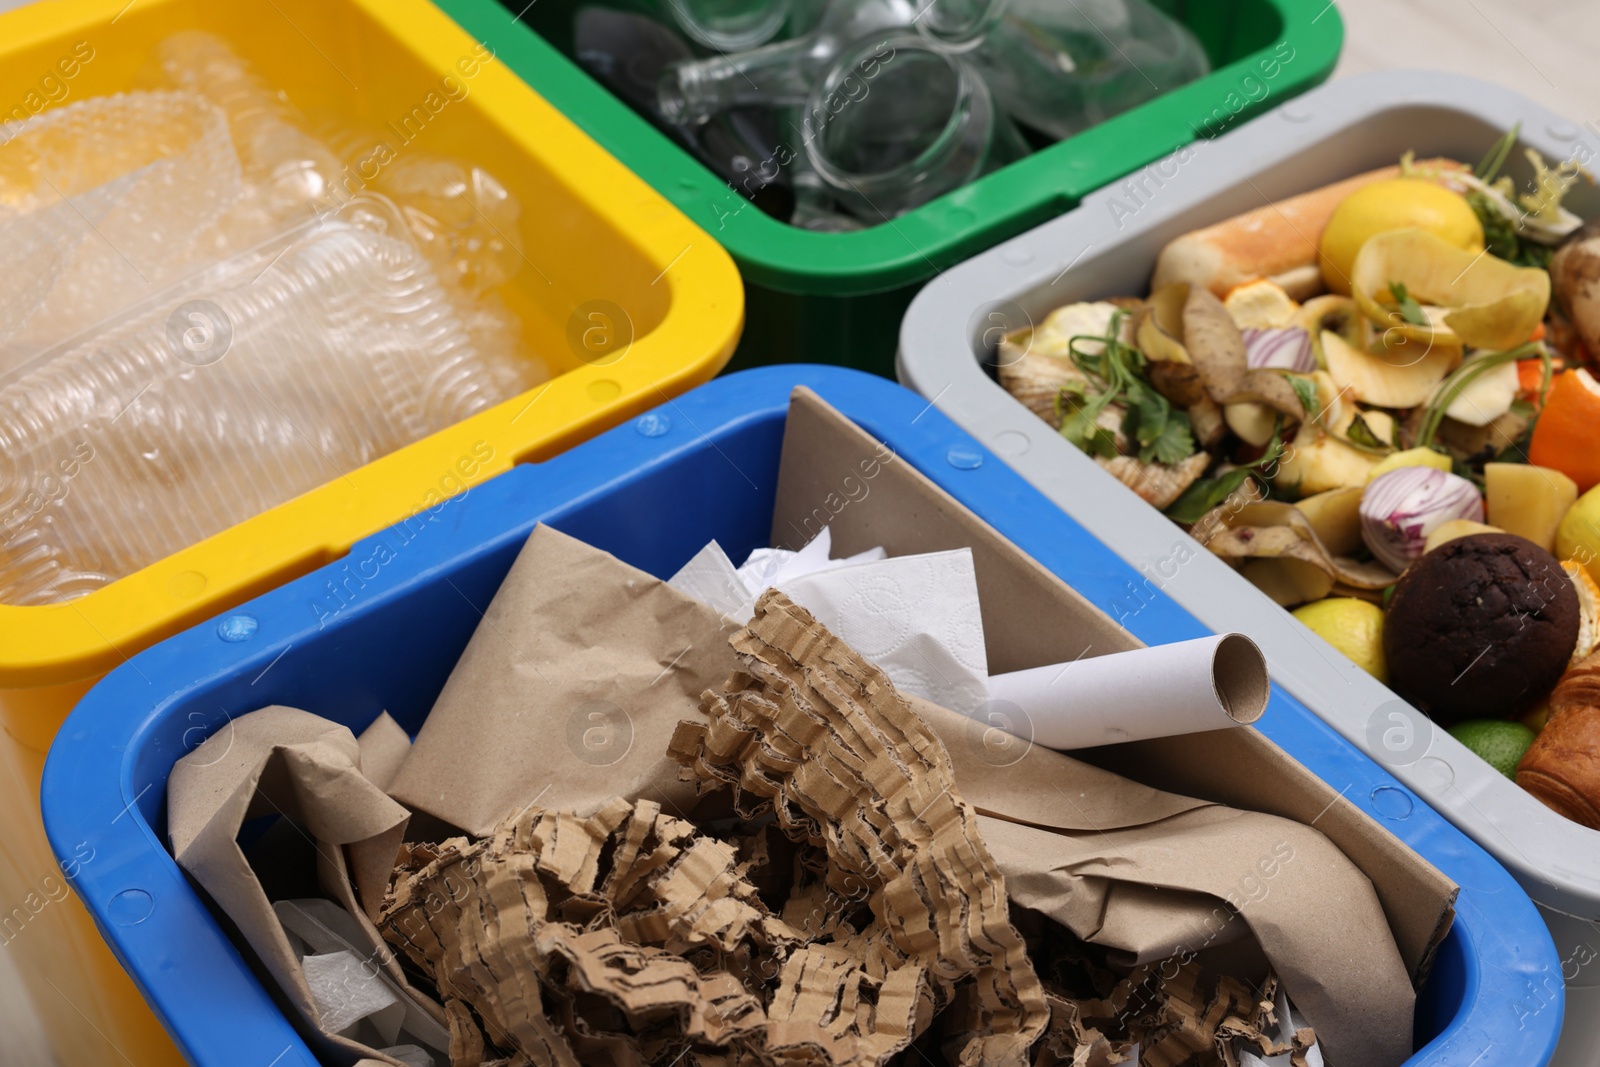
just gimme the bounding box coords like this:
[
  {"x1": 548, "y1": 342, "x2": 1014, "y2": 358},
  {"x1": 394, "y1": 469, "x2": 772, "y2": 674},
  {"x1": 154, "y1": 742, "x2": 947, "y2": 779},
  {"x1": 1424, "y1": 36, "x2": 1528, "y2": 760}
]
[{"x1": 1206, "y1": 502, "x2": 1397, "y2": 604}]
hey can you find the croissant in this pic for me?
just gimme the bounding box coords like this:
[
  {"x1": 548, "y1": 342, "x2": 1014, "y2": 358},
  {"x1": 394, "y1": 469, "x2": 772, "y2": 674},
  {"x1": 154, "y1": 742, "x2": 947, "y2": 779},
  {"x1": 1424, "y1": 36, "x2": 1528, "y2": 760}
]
[{"x1": 1516, "y1": 651, "x2": 1600, "y2": 828}]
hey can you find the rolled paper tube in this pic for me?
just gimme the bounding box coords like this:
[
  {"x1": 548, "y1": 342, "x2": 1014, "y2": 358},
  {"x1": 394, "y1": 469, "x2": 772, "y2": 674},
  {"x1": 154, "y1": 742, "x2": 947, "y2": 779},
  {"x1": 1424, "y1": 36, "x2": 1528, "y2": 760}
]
[{"x1": 985, "y1": 634, "x2": 1269, "y2": 750}]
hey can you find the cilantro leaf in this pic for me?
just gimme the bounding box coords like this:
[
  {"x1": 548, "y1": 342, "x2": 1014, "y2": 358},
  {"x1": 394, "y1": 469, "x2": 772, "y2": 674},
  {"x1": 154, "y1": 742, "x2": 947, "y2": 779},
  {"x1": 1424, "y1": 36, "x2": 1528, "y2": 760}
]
[
  {"x1": 1388, "y1": 282, "x2": 1430, "y2": 327},
  {"x1": 1165, "y1": 426, "x2": 1284, "y2": 524},
  {"x1": 1141, "y1": 409, "x2": 1195, "y2": 465},
  {"x1": 1166, "y1": 466, "x2": 1256, "y2": 525},
  {"x1": 1053, "y1": 309, "x2": 1197, "y2": 467}
]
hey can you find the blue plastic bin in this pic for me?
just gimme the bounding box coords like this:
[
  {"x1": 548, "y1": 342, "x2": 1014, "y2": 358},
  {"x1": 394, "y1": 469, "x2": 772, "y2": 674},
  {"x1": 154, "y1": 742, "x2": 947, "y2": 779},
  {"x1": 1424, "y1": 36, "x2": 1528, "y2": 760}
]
[{"x1": 42, "y1": 366, "x2": 1559, "y2": 1066}]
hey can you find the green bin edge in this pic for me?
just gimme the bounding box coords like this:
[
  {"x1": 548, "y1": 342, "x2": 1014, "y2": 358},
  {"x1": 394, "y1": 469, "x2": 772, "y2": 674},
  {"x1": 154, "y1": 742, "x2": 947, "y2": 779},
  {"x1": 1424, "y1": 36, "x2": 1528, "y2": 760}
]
[{"x1": 436, "y1": 0, "x2": 1345, "y2": 372}]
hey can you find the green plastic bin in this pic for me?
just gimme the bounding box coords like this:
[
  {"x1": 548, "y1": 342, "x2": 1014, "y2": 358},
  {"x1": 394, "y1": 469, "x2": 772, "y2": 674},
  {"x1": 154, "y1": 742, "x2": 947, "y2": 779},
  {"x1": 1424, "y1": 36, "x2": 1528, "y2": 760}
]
[{"x1": 438, "y1": 0, "x2": 1344, "y2": 373}]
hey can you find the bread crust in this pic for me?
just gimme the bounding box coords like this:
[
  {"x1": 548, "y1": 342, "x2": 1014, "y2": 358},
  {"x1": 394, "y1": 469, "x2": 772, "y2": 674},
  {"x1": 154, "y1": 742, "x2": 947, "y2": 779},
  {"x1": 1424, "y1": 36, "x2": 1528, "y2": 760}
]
[
  {"x1": 1519, "y1": 649, "x2": 1600, "y2": 829},
  {"x1": 1150, "y1": 160, "x2": 1466, "y2": 300}
]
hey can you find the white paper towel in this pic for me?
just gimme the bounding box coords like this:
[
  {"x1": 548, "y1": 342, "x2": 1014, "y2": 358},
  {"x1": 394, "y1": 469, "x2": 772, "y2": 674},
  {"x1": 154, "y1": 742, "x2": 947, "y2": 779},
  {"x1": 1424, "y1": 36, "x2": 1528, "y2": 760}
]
[
  {"x1": 669, "y1": 527, "x2": 885, "y2": 624},
  {"x1": 781, "y1": 549, "x2": 990, "y2": 715},
  {"x1": 670, "y1": 530, "x2": 987, "y2": 714},
  {"x1": 275, "y1": 898, "x2": 450, "y2": 1060}
]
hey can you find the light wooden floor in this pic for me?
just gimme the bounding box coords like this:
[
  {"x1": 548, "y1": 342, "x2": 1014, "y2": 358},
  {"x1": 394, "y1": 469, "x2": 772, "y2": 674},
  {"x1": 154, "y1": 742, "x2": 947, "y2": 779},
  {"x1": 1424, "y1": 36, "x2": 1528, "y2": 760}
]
[{"x1": 0, "y1": 1, "x2": 1594, "y2": 1065}]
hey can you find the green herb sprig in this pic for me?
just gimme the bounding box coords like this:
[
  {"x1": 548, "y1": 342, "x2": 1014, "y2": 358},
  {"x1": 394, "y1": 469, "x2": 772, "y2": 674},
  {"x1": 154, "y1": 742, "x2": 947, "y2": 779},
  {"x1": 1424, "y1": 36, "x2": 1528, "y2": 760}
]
[
  {"x1": 1056, "y1": 310, "x2": 1196, "y2": 466},
  {"x1": 1166, "y1": 423, "x2": 1286, "y2": 524}
]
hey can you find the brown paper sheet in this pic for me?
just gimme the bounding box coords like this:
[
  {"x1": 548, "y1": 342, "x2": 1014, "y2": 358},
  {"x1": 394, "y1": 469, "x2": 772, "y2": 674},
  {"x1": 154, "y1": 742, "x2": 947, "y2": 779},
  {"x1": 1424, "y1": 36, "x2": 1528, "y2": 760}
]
[
  {"x1": 167, "y1": 707, "x2": 427, "y2": 1065},
  {"x1": 359, "y1": 712, "x2": 412, "y2": 793},
  {"x1": 907, "y1": 693, "x2": 1410, "y2": 1067},
  {"x1": 389, "y1": 524, "x2": 740, "y2": 836}
]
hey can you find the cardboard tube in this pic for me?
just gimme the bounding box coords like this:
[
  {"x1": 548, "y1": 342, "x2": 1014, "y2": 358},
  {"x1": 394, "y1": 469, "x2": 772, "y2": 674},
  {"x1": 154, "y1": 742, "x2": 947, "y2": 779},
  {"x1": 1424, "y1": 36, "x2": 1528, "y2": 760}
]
[{"x1": 986, "y1": 634, "x2": 1269, "y2": 750}]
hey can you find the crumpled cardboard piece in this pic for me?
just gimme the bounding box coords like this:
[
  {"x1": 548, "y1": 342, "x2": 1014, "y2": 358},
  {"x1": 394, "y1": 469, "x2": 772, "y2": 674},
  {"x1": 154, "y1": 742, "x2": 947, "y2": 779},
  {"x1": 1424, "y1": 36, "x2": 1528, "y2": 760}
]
[
  {"x1": 168, "y1": 708, "x2": 442, "y2": 1066},
  {"x1": 379, "y1": 797, "x2": 786, "y2": 1067},
  {"x1": 389, "y1": 524, "x2": 741, "y2": 835},
  {"x1": 377, "y1": 588, "x2": 1049, "y2": 1067},
  {"x1": 904, "y1": 692, "x2": 1407, "y2": 1067},
  {"x1": 672, "y1": 588, "x2": 1050, "y2": 1066}
]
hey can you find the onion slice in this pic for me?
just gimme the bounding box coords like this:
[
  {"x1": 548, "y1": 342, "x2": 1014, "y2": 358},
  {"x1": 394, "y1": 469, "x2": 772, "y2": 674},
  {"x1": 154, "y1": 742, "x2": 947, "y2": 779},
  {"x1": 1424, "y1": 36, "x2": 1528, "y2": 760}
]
[
  {"x1": 1359, "y1": 466, "x2": 1485, "y2": 572},
  {"x1": 1243, "y1": 327, "x2": 1316, "y2": 373}
]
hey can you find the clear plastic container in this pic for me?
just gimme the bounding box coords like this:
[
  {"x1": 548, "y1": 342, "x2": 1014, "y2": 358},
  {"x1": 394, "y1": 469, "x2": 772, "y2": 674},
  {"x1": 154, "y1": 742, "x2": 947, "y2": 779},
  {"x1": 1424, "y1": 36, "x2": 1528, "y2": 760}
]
[
  {"x1": 0, "y1": 197, "x2": 538, "y2": 607},
  {"x1": 0, "y1": 91, "x2": 244, "y2": 367}
]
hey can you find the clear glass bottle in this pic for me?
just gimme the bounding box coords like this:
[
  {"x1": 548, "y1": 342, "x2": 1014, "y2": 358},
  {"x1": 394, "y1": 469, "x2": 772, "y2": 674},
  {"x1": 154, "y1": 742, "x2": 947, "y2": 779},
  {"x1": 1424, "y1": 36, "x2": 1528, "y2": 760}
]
[
  {"x1": 656, "y1": 0, "x2": 919, "y2": 126},
  {"x1": 657, "y1": 0, "x2": 794, "y2": 51},
  {"x1": 576, "y1": 7, "x2": 794, "y2": 220},
  {"x1": 917, "y1": 0, "x2": 1209, "y2": 140},
  {"x1": 803, "y1": 36, "x2": 1028, "y2": 221}
]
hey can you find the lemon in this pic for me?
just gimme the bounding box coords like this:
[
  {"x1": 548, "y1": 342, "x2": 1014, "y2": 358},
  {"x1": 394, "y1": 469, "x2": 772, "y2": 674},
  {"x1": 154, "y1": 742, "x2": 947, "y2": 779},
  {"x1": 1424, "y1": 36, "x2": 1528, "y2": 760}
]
[
  {"x1": 1558, "y1": 487, "x2": 1600, "y2": 585},
  {"x1": 1448, "y1": 719, "x2": 1536, "y2": 779},
  {"x1": 1319, "y1": 179, "x2": 1484, "y2": 295},
  {"x1": 1292, "y1": 597, "x2": 1388, "y2": 682}
]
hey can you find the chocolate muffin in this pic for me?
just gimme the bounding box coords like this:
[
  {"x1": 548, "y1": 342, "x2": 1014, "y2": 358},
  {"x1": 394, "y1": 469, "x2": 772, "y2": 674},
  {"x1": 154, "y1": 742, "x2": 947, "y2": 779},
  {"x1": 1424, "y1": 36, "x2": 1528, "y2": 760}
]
[{"x1": 1383, "y1": 533, "x2": 1579, "y2": 723}]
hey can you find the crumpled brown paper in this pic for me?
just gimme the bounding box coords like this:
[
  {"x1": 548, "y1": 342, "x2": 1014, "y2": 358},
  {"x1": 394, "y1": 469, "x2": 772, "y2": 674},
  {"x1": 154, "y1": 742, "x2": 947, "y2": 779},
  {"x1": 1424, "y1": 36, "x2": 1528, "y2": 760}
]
[
  {"x1": 168, "y1": 709, "x2": 443, "y2": 1066},
  {"x1": 906, "y1": 693, "x2": 1410, "y2": 1067},
  {"x1": 389, "y1": 524, "x2": 740, "y2": 835}
]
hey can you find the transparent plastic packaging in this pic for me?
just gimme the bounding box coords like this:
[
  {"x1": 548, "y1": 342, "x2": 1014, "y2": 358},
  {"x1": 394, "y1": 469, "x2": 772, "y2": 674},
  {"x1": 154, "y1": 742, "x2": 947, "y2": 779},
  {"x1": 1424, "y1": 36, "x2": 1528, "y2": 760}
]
[
  {"x1": 318, "y1": 123, "x2": 525, "y2": 297},
  {"x1": 0, "y1": 33, "x2": 545, "y2": 607},
  {"x1": 0, "y1": 197, "x2": 539, "y2": 607},
  {"x1": 156, "y1": 31, "x2": 343, "y2": 229}
]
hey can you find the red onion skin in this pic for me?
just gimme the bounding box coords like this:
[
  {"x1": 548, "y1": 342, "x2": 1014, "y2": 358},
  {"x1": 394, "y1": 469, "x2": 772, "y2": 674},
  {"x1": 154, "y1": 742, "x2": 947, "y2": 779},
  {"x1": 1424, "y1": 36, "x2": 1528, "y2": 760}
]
[
  {"x1": 1243, "y1": 328, "x2": 1315, "y2": 373},
  {"x1": 1359, "y1": 467, "x2": 1485, "y2": 573}
]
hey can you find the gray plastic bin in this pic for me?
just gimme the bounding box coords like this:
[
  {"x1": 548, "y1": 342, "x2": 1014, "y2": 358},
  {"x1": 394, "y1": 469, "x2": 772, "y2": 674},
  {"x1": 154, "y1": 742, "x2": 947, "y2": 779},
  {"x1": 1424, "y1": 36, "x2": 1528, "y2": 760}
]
[{"x1": 898, "y1": 69, "x2": 1600, "y2": 1065}]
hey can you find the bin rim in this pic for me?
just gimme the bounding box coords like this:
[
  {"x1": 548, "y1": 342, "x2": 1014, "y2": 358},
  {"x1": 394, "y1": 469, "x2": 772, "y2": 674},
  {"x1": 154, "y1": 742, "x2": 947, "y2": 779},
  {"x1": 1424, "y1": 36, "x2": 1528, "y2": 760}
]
[
  {"x1": 45, "y1": 364, "x2": 1561, "y2": 1067},
  {"x1": 0, "y1": 0, "x2": 744, "y2": 692},
  {"x1": 896, "y1": 66, "x2": 1600, "y2": 920},
  {"x1": 433, "y1": 0, "x2": 1345, "y2": 298}
]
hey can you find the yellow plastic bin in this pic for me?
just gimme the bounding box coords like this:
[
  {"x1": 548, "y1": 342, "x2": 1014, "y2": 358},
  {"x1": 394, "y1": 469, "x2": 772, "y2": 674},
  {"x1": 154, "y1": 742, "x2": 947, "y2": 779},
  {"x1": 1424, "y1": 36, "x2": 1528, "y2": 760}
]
[{"x1": 0, "y1": 1, "x2": 742, "y2": 1063}]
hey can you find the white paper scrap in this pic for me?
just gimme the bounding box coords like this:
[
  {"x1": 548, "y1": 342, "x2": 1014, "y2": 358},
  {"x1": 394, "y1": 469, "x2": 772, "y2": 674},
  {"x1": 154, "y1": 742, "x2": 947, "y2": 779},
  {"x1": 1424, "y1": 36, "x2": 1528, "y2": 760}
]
[
  {"x1": 780, "y1": 548, "x2": 989, "y2": 715},
  {"x1": 669, "y1": 529, "x2": 985, "y2": 714},
  {"x1": 302, "y1": 950, "x2": 399, "y2": 1036}
]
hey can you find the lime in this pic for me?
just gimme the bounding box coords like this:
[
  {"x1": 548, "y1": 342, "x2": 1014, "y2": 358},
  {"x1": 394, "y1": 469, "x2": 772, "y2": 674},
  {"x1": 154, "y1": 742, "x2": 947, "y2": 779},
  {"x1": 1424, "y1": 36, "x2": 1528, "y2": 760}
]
[
  {"x1": 1449, "y1": 720, "x2": 1537, "y2": 779},
  {"x1": 1319, "y1": 178, "x2": 1484, "y2": 295},
  {"x1": 1293, "y1": 597, "x2": 1388, "y2": 682}
]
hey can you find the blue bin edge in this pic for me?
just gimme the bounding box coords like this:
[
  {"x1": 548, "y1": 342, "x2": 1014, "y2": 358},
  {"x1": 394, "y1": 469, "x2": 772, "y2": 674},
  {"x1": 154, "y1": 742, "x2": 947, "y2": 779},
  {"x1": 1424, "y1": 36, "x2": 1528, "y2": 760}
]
[{"x1": 41, "y1": 364, "x2": 1561, "y2": 1066}]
